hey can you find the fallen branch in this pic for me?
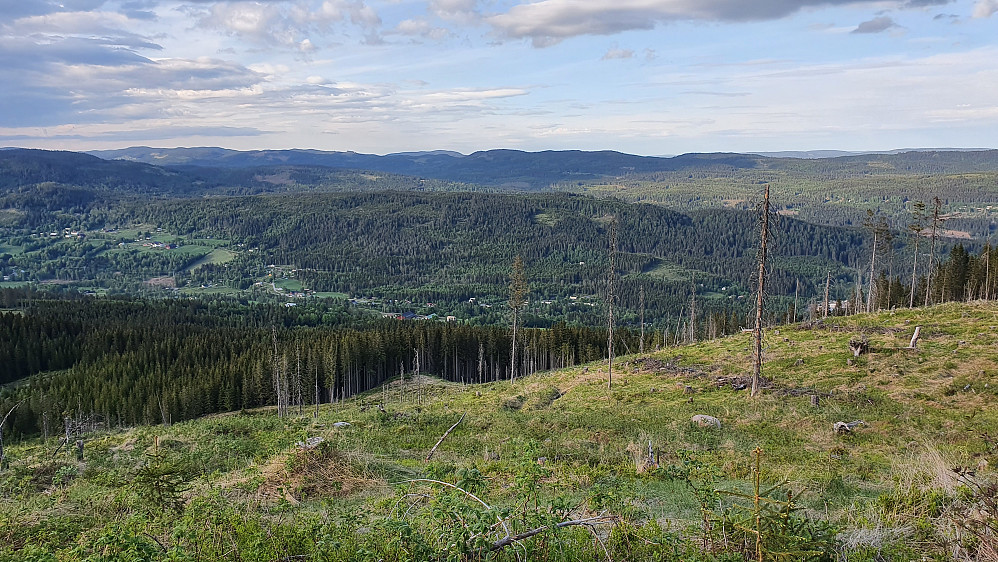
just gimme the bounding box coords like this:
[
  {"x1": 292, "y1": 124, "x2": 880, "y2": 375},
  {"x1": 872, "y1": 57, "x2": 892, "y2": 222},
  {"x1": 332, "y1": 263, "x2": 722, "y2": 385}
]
[
  {"x1": 488, "y1": 514, "x2": 618, "y2": 552},
  {"x1": 0, "y1": 399, "x2": 26, "y2": 470},
  {"x1": 51, "y1": 437, "x2": 68, "y2": 457},
  {"x1": 425, "y1": 412, "x2": 466, "y2": 462},
  {"x1": 398, "y1": 478, "x2": 511, "y2": 540}
]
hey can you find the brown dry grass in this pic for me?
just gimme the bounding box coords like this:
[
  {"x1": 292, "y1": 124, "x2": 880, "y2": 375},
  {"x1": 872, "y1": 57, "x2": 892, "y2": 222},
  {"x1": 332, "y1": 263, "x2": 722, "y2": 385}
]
[{"x1": 256, "y1": 444, "x2": 377, "y2": 504}]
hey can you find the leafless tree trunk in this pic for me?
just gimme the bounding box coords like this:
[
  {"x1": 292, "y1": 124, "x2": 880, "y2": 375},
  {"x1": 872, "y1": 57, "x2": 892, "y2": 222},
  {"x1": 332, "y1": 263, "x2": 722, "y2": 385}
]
[
  {"x1": 296, "y1": 341, "x2": 303, "y2": 415},
  {"x1": 689, "y1": 277, "x2": 696, "y2": 344},
  {"x1": 985, "y1": 238, "x2": 993, "y2": 301},
  {"x1": 867, "y1": 230, "x2": 878, "y2": 313},
  {"x1": 509, "y1": 256, "x2": 527, "y2": 383},
  {"x1": 824, "y1": 271, "x2": 831, "y2": 317},
  {"x1": 752, "y1": 184, "x2": 770, "y2": 398},
  {"x1": 793, "y1": 278, "x2": 799, "y2": 323},
  {"x1": 639, "y1": 285, "x2": 645, "y2": 354},
  {"x1": 908, "y1": 200, "x2": 926, "y2": 308},
  {"x1": 607, "y1": 217, "x2": 618, "y2": 390},
  {"x1": 478, "y1": 343, "x2": 485, "y2": 384},
  {"x1": 272, "y1": 327, "x2": 288, "y2": 417},
  {"x1": 925, "y1": 197, "x2": 943, "y2": 307},
  {"x1": 864, "y1": 210, "x2": 889, "y2": 313}
]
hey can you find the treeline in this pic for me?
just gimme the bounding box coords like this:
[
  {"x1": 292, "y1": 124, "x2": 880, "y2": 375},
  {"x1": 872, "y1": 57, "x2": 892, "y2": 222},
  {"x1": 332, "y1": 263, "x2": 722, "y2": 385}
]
[
  {"x1": 0, "y1": 292, "x2": 644, "y2": 439},
  {"x1": 869, "y1": 243, "x2": 998, "y2": 311}
]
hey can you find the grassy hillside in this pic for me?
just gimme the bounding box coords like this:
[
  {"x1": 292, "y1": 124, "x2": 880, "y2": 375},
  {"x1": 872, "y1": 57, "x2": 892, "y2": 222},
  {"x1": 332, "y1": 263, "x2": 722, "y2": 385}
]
[{"x1": 3, "y1": 302, "x2": 998, "y2": 560}]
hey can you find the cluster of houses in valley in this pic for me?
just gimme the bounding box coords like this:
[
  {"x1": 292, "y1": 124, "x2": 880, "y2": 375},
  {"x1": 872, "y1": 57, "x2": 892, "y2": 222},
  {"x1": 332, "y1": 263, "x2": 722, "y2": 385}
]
[
  {"x1": 381, "y1": 311, "x2": 458, "y2": 322},
  {"x1": 140, "y1": 241, "x2": 179, "y2": 250},
  {"x1": 40, "y1": 228, "x2": 86, "y2": 239}
]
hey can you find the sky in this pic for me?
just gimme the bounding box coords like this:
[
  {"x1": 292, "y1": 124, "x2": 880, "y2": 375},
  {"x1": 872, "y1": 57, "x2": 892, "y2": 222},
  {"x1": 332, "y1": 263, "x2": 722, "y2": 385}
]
[{"x1": 1, "y1": 0, "x2": 996, "y2": 155}]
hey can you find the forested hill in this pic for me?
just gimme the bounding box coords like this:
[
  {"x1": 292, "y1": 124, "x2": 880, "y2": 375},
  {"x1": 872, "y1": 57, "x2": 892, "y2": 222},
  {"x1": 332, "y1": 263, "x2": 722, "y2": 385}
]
[
  {"x1": 0, "y1": 149, "x2": 477, "y2": 197},
  {"x1": 6, "y1": 148, "x2": 998, "y2": 238},
  {"x1": 88, "y1": 146, "x2": 998, "y2": 187},
  {"x1": 89, "y1": 147, "x2": 763, "y2": 187},
  {"x1": 51, "y1": 191, "x2": 872, "y2": 316},
  {"x1": 1, "y1": 187, "x2": 873, "y2": 329}
]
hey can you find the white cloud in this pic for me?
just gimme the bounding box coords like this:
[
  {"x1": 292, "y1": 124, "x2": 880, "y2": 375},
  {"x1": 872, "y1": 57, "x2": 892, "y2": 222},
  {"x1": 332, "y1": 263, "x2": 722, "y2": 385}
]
[
  {"x1": 973, "y1": 0, "x2": 998, "y2": 17},
  {"x1": 602, "y1": 47, "x2": 635, "y2": 60},
  {"x1": 417, "y1": 87, "x2": 528, "y2": 104},
  {"x1": 392, "y1": 18, "x2": 450, "y2": 39},
  {"x1": 428, "y1": 0, "x2": 479, "y2": 23},
  {"x1": 194, "y1": 0, "x2": 381, "y2": 49}
]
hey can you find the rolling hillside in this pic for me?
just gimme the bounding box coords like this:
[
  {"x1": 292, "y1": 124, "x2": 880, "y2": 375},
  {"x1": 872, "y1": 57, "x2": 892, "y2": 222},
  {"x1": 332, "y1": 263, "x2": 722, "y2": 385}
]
[{"x1": 2, "y1": 301, "x2": 996, "y2": 560}]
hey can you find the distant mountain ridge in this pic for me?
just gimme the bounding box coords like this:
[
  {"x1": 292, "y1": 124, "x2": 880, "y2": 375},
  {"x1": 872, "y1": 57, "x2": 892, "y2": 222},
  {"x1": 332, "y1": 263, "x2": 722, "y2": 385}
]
[
  {"x1": 86, "y1": 146, "x2": 998, "y2": 188},
  {"x1": 88, "y1": 147, "x2": 765, "y2": 187},
  {"x1": 752, "y1": 147, "x2": 994, "y2": 159}
]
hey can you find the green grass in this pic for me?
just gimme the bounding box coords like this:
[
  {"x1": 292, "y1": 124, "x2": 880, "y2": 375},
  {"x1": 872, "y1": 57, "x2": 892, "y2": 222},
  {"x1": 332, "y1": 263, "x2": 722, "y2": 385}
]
[
  {"x1": 274, "y1": 278, "x2": 303, "y2": 291},
  {"x1": 183, "y1": 248, "x2": 236, "y2": 272},
  {"x1": 3, "y1": 302, "x2": 998, "y2": 559},
  {"x1": 639, "y1": 260, "x2": 706, "y2": 282},
  {"x1": 0, "y1": 244, "x2": 23, "y2": 256}
]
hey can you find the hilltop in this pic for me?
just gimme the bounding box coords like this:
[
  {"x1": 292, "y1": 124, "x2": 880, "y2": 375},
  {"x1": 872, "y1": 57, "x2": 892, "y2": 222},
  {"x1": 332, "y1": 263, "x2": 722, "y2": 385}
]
[
  {"x1": 3, "y1": 301, "x2": 997, "y2": 560},
  {"x1": 5, "y1": 146, "x2": 997, "y2": 239}
]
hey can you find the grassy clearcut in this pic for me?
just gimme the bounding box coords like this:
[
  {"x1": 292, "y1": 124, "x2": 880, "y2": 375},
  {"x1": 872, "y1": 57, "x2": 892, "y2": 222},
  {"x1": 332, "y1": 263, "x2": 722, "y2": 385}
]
[{"x1": 3, "y1": 302, "x2": 998, "y2": 560}]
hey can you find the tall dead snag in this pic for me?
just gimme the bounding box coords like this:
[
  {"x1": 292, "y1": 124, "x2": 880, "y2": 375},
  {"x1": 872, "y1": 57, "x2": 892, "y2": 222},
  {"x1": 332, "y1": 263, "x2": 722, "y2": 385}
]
[
  {"x1": 823, "y1": 271, "x2": 831, "y2": 318},
  {"x1": 607, "y1": 216, "x2": 618, "y2": 390},
  {"x1": 639, "y1": 284, "x2": 645, "y2": 354},
  {"x1": 864, "y1": 210, "x2": 890, "y2": 313},
  {"x1": 751, "y1": 184, "x2": 770, "y2": 398},
  {"x1": 509, "y1": 255, "x2": 527, "y2": 383},
  {"x1": 908, "y1": 201, "x2": 926, "y2": 308},
  {"x1": 924, "y1": 197, "x2": 944, "y2": 307},
  {"x1": 272, "y1": 327, "x2": 288, "y2": 418},
  {"x1": 689, "y1": 275, "x2": 697, "y2": 344}
]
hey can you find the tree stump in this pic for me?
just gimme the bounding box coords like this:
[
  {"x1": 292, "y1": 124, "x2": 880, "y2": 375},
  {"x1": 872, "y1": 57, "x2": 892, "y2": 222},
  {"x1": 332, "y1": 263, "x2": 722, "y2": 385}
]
[{"x1": 849, "y1": 338, "x2": 869, "y2": 357}]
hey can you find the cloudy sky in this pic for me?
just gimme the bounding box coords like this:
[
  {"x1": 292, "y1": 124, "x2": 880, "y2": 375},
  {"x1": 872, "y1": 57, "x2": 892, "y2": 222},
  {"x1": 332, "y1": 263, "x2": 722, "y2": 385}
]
[{"x1": 1, "y1": 0, "x2": 996, "y2": 155}]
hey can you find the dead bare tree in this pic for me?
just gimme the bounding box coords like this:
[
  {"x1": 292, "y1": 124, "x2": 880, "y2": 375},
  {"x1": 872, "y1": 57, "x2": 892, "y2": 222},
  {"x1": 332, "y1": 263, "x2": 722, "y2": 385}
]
[
  {"x1": 272, "y1": 327, "x2": 288, "y2": 417},
  {"x1": 689, "y1": 275, "x2": 697, "y2": 344},
  {"x1": 751, "y1": 184, "x2": 771, "y2": 398},
  {"x1": 908, "y1": 200, "x2": 926, "y2": 308},
  {"x1": 823, "y1": 271, "x2": 831, "y2": 317},
  {"x1": 313, "y1": 362, "x2": 320, "y2": 419},
  {"x1": 508, "y1": 255, "x2": 527, "y2": 383},
  {"x1": 925, "y1": 197, "x2": 944, "y2": 307},
  {"x1": 639, "y1": 284, "x2": 645, "y2": 354},
  {"x1": 864, "y1": 210, "x2": 890, "y2": 313},
  {"x1": 606, "y1": 216, "x2": 618, "y2": 390},
  {"x1": 792, "y1": 278, "x2": 799, "y2": 323},
  {"x1": 295, "y1": 340, "x2": 303, "y2": 415}
]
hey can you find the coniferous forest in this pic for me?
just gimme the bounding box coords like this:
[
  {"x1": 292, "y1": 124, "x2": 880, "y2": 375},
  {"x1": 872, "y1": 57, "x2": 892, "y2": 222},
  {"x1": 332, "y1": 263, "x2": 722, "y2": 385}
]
[{"x1": 2, "y1": 148, "x2": 998, "y2": 441}]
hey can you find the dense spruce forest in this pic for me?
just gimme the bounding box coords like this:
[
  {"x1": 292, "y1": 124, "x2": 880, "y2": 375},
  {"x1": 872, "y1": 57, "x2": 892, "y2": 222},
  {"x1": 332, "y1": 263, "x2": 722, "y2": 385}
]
[{"x1": 0, "y1": 289, "x2": 644, "y2": 439}]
